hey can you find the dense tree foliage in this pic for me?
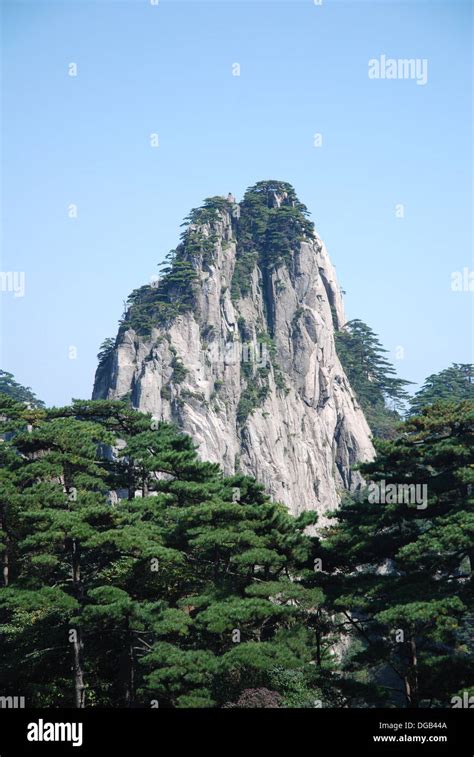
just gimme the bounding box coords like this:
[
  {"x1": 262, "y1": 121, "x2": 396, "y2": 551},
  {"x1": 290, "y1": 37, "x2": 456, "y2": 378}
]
[
  {"x1": 0, "y1": 392, "x2": 471, "y2": 708},
  {"x1": 122, "y1": 197, "x2": 226, "y2": 337},
  {"x1": 0, "y1": 370, "x2": 44, "y2": 407},
  {"x1": 96, "y1": 338, "x2": 115, "y2": 370},
  {"x1": 121, "y1": 182, "x2": 316, "y2": 337},
  {"x1": 335, "y1": 319, "x2": 412, "y2": 438},
  {"x1": 409, "y1": 363, "x2": 474, "y2": 416},
  {"x1": 0, "y1": 397, "x2": 335, "y2": 708},
  {"x1": 232, "y1": 180, "x2": 314, "y2": 302},
  {"x1": 322, "y1": 401, "x2": 474, "y2": 707}
]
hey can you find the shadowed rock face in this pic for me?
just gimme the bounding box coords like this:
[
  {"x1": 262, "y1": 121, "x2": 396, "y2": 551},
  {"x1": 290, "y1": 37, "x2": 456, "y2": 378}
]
[{"x1": 93, "y1": 182, "x2": 374, "y2": 519}]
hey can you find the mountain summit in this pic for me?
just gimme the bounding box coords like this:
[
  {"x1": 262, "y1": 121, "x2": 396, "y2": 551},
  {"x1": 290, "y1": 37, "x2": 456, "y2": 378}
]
[{"x1": 93, "y1": 181, "x2": 374, "y2": 517}]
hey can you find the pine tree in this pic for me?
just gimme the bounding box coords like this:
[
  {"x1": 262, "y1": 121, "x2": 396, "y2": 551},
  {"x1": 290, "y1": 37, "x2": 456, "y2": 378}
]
[
  {"x1": 0, "y1": 370, "x2": 44, "y2": 407},
  {"x1": 0, "y1": 406, "x2": 115, "y2": 706},
  {"x1": 0, "y1": 397, "x2": 334, "y2": 708},
  {"x1": 323, "y1": 401, "x2": 474, "y2": 707},
  {"x1": 335, "y1": 319, "x2": 412, "y2": 438},
  {"x1": 96, "y1": 338, "x2": 115, "y2": 369},
  {"x1": 409, "y1": 363, "x2": 474, "y2": 416}
]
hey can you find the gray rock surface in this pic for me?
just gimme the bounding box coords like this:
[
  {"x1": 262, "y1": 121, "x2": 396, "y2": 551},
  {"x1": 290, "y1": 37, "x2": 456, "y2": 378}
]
[{"x1": 93, "y1": 186, "x2": 374, "y2": 519}]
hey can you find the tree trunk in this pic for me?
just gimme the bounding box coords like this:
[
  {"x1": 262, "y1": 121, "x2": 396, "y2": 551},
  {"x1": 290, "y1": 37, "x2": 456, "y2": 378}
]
[
  {"x1": 125, "y1": 641, "x2": 135, "y2": 707},
  {"x1": 404, "y1": 637, "x2": 419, "y2": 708},
  {"x1": 2, "y1": 544, "x2": 8, "y2": 587},
  {"x1": 0, "y1": 504, "x2": 9, "y2": 586},
  {"x1": 71, "y1": 538, "x2": 86, "y2": 708},
  {"x1": 141, "y1": 469, "x2": 149, "y2": 498},
  {"x1": 316, "y1": 631, "x2": 322, "y2": 667},
  {"x1": 122, "y1": 621, "x2": 136, "y2": 707},
  {"x1": 128, "y1": 462, "x2": 135, "y2": 500},
  {"x1": 72, "y1": 631, "x2": 86, "y2": 708}
]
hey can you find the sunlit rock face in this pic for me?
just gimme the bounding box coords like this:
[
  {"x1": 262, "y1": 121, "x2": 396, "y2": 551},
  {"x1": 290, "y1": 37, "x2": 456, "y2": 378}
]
[{"x1": 93, "y1": 181, "x2": 374, "y2": 519}]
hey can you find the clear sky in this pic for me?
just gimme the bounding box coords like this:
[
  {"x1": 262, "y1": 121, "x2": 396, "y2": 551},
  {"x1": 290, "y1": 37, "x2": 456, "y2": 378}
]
[{"x1": 1, "y1": 0, "x2": 472, "y2": 407}]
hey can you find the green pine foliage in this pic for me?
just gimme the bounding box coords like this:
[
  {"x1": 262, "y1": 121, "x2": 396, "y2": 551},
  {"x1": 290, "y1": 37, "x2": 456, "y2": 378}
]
[
  {"x1": 182, "y1": 196, "x2": 231, "y2": 227},
  {"x1": 122, "y1": 181, "x2": 317, "y2": 331},
  {"x1": 236, "y1": 383, "x2": 269, "y2": 426},
  {"x1": 96, "y1": 338, "x2": 115, "y2": 369},
  {"x1": 231, "y1": 181, "x2": 315, "y2": 302},
  {"x1": 122, "y1": 197, "x2": 232, "y2": 337},
  {"x1": 122, "y1": 251, "x2": 198, "y2": 337},
  {"x1": 170, "y1": 354, "x2": 187, "y2": 384},
  {"x1": 409, "y1": 363, "x2": 474, "y2": 416},
  {"x1": 0, "y1": 396, "x2": 335, "y2": 708},
  {"x1": 335, "y1": 319, "x2": 412, "y2": 438},
  {"x1": 0, "y1": 370, "x2": 44, "y2": 407},
  {"x1": 322, "y1": 401, "x2": 474, "y2": 707},
  {"x1": 1, "y1": 394, "x2": 471, "y2": 708}
]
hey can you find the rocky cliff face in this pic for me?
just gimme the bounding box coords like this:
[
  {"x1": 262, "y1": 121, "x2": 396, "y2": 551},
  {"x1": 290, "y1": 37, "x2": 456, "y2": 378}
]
[{"x1": 93, "y1": 181, "x2": 373, "y2": 519}]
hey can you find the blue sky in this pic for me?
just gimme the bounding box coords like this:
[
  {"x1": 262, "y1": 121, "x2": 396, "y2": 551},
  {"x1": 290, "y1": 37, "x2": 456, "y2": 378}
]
[{"x1": 1, "y1": 0, "x2": 472, "y2": 407}]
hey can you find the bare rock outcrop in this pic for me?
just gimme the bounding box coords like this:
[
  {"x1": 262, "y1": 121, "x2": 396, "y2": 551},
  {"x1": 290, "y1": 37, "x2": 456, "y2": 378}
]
[{"x1": 93, "y1": 181, "x2": 374, "y2": 518}]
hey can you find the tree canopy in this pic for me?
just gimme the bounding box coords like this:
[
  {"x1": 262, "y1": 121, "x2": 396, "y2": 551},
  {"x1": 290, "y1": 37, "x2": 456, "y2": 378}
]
[
  {"x1": 322, "y1": 401, "x2": 474, "y2": 707},
  {"x1": 0, "y1": 369, "x2": 44, "y2": 407},
  {"x1": 0, "y1": 396, "x2": 331, "y2": 708},
  {"x1": 0, "y1": 394, "x2": 471, "y2": 708},
  {"x1": 335, "y1": 319, "x2": 412, "y2": 438},
  {"x1": 409, "y1": 363, "x2": 474, "y2": 416}
]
